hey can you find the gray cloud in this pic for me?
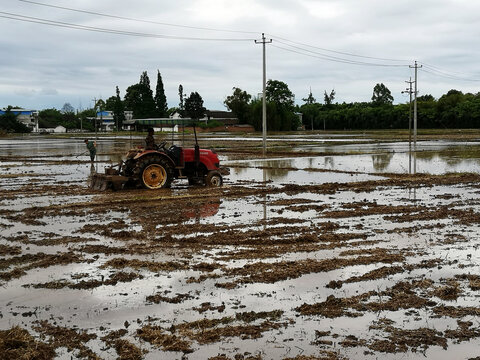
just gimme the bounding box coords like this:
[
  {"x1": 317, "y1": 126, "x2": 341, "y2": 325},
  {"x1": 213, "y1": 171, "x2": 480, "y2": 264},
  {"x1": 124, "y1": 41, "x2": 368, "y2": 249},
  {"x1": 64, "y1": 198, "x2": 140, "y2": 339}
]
[{"x1": 1, "y1": 0, "x2": 480, "y2": 111}]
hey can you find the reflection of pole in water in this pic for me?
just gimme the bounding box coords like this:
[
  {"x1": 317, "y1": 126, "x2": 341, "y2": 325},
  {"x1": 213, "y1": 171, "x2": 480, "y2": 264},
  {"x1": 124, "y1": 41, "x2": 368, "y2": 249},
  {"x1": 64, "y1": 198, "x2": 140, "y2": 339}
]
[
  {"x1": 413, "y1": 145, "x2": 417, "y2": 174},
  {"x1": 408, "y1": 143, "x2": 412, "y2": 174},
  {"x1": 408, "y1": 186, "x2": 417, "y2": 202},
  {"x1": 403, "y1": 77, "x2": 414, "y2": 174},
  {"x1": 263, "y1": 168, "x2": 267, "y2": 228},
  {"x1": 410, "y1": 61, "x2": 421, "y2": 175}
]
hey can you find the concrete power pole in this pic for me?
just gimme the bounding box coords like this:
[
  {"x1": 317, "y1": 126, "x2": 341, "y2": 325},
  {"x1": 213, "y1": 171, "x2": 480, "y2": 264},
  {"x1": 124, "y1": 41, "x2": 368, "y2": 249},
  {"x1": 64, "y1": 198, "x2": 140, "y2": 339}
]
[
  {"x1": 92, "y1": 97, "x2": 97, "y2": 138},
  {"x1": 409, "y1": 61, "x2": 422, "y2": 149},
  {"x1": 255, "y1": 33, "x2": 272, "y2": 157},
  {"x1": 402, "y1": 78, "x2": 414, "y2": 144},
  {"x1": 402, "y1": 78, "x2": 414, "y2": 174},
  {"x1": 409, "y1": 61, "x2": 422, "y2": 173}
]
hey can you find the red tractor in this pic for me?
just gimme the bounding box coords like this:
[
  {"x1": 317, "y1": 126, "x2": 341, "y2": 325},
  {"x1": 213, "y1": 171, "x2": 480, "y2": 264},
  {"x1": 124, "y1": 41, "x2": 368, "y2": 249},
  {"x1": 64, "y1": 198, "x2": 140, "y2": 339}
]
[{"x1": 90, "y1": 138, "x2": 229, "y2": 190}]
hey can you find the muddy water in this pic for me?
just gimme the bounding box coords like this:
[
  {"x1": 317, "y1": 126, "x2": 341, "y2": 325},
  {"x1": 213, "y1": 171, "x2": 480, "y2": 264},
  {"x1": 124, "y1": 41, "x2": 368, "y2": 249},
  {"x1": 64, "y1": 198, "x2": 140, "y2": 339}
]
[{"x1": 1, "y1": 133, "x2": 480, "y2": 360}]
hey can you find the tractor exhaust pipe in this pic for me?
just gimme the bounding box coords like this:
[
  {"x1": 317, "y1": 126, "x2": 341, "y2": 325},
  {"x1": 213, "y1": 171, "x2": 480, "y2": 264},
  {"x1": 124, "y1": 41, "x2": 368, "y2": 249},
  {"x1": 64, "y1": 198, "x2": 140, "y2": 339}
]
[{"x1": 193, "y1": 125, "x2": 200, "y2": 176}]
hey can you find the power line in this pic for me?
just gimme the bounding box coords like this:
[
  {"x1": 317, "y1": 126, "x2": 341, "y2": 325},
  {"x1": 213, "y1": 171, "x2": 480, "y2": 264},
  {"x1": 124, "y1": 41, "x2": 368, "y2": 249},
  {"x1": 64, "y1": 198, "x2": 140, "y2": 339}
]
[
  {"x1": 266, "y1": 33, "x2": 409, "y2": 63},
  {"x1": 17, "y1": 0, "x2": 259, "y2": 35},
  {"x1": 9, "y1": 1, "x2": 480, "y2": 82},
  {"x1": 420, "y1": 64, "x2": 480, "y2": 82},
  {"x1": 271, "y1": 43, "x2": 409, "y2": 67},
  {"x1": 15, "y1": 0, "x2": 414, "y2": 65},
  {"x1": 0, "y1": 11, "x2": 254, "y2": 41},
  {"x1": 421, "y1": 61, "x2": 480, "y2": 78}
]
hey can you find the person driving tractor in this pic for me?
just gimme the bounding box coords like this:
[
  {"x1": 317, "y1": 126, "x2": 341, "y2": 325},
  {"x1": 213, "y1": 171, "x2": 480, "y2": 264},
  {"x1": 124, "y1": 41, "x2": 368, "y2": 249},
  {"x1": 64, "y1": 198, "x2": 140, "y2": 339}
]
[{"x1": 145, "y1": 128, "x2": 156, "y2": 150}]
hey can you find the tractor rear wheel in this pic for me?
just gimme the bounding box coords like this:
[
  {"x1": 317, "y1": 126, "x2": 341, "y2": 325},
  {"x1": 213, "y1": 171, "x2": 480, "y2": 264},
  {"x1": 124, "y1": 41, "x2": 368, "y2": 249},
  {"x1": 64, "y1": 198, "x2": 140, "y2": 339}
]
[
  {"x1": 134, "y1": 155, "x2": 174, "y2": 189},
  {"x1": 205, "y1": 170, "x2": 223, "y2": 187}
]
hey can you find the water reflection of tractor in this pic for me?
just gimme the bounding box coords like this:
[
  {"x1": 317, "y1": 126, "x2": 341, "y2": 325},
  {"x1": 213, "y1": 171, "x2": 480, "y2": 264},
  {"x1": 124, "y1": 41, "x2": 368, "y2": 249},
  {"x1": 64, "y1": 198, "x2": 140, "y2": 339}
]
[
  {"x1": 90, "y1": 129, "x2": 229, "y2": 190},
  {"x1": 182, "y1": 198, "x2": 220, "y2": 221}
]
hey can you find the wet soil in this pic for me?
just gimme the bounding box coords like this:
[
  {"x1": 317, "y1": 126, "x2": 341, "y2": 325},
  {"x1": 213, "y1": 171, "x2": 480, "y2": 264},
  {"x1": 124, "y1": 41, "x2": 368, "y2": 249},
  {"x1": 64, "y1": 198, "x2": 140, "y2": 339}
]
[{"x1": 1, "y1": 133, "x2": 480, "y2": 359}]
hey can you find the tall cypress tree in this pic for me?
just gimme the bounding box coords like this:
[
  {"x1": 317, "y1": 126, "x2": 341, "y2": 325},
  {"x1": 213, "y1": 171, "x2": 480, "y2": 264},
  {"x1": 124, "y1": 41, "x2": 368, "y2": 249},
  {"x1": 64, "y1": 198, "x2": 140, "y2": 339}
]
[
  {"x1": 178, "y1": 84, "x2": 185, "y2": 118},
  {"x1": 139, "y1": 71, "x2": 156, "y2": 118},
  {"x1": 154, "y1": 70, "x2": 168, "y2": 117},
  {"x1": 113, "y1": 86, "x2": 125, "y2": 130}
]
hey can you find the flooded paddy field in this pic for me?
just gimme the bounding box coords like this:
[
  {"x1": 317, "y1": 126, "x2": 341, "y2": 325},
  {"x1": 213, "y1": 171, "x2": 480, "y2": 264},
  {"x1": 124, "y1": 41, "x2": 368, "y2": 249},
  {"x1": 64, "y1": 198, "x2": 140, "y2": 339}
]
[{"x1": 1, "y1": 131, "x2": 480, "y2": 360}]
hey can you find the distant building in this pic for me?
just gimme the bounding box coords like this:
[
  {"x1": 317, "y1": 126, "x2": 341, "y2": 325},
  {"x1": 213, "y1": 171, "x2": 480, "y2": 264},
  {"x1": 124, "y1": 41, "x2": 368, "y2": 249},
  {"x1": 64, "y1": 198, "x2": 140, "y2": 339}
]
[
  {"x1": 95, "y1": 110, "x2": 133, "y2": 131},
  {"x1": 123, "y1": 118, "x2": 182, "y2": 132},
  {"x1": 0, "y1": 108, "x2": 39, "y2": 131},
  {"x1": 122, "y1": 110, "x2": 243, "y2": 132},
  {"x1": 204, "y1": 110, "x2": 238, "y2": 125},
  {"x1": 169, "y1": 110, "x2": 238, "y2": 125}
]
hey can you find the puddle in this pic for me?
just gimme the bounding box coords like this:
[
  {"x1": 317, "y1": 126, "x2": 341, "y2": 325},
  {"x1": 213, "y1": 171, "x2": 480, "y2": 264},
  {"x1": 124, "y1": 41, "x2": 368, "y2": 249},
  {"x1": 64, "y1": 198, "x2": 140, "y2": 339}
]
[{"x1": 1, "y1": 134, "x2": 480, "y2": 359}]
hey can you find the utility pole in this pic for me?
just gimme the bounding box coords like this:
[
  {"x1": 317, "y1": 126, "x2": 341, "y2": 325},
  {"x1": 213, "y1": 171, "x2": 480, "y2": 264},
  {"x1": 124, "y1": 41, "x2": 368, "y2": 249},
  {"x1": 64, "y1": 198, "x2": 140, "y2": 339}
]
[
  {"x1": 409, "y1": 62, "x2": 422, "y2": 146},
  {"x1": 92, "y1": 98, "x2": 97, "y2": 138},
  {"x1": 255, "y1": 33, "x2": 272, "y2": 157},
  {"x1": 405, "y1": 78, "x2": 414, "y2": 145},
  {"x1": 402, "y1": 78, "x2": 414, "y2": 174},
  {"x1": 409, "y1": 61, "x2": 422, "y2": 173},
  {"x1": 92, "y1": 98, "x2": 98, "y2": 165}
]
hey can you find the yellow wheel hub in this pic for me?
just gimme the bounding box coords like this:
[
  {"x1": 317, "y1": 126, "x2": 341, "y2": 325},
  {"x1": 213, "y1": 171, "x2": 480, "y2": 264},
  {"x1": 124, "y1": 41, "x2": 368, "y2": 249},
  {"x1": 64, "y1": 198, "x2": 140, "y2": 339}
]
[{"x1": 142, "y1": 164, "x2": 167, "y2": 189}]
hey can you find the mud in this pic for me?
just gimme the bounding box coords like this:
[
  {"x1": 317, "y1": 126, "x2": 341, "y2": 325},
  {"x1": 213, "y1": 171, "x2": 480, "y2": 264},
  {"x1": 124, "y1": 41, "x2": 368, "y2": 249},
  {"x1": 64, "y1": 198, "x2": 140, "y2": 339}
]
[{"x1": 1, "y1": 133, "x2": 480, "y2": 359}]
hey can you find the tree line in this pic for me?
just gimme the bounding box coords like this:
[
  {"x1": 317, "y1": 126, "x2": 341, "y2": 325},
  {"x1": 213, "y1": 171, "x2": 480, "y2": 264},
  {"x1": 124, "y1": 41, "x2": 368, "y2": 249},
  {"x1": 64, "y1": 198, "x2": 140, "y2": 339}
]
[
  {"x1": 226, "y1": 82, "x2": 480, "y2": 131},
  {"x1": 2, "y1": 71, "x2": 480, "y2": 133},
  {"x1": 297, "y1": 86, "x2": 480, "y2": 130}
]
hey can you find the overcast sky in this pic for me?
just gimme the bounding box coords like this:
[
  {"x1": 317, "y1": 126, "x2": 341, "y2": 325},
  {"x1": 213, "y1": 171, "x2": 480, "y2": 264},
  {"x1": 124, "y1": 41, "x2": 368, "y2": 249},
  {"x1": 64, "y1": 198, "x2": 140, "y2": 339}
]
[{"x1": 1, "y1": 0, "x2": 480, "y2": 111}]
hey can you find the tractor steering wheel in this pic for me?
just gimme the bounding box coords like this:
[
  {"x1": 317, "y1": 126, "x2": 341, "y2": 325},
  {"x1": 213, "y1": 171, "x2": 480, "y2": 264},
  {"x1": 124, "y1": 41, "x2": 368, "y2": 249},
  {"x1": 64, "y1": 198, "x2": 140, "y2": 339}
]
[{"x1": 157, "y1": 141, "x2": 167, "y2": 150}]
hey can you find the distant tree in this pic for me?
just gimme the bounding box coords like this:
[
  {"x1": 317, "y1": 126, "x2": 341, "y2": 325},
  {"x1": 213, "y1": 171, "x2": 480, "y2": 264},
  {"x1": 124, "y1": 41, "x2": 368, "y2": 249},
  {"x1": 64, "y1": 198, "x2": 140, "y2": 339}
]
[
  {"x1": 437, "y1": 89, "x2": 464, "y2": 112},
  {"x1": 139, "y1": 71, "x2": 156, "y2": 117},
  {"x1": 265, "y1": 79, "x2": 295, "y2": 109},
  {"x1": 95, "y1": 99, "x2": 106, "y2": 112},
  {"x1": 417, "y1": 94, "x2": 435, "y2": 102},
  {"x1": 264, "y1": 80, "x2": 298, "y2": 131},
  {"x1": 224, "y1": 87, "x2": 252, "y2": 124},
  {"x1": 77, "y1": 109, "x2": 95, "y2": 131},
  {"x1": 184, "y1": 92, "x2": 206, "y2": 121},
  {"x1": 124, "y1": 71, "x2": 156, "y2": 118},
  {"x1": 178, "y1": 84, "x2": 185, "y2": 117},
  {"x1": 61, "y1": 112, "x2": 78, "y2": 130},
  {"x1": 324, "y1": 89, "x2": 336, "y2": 106},
  {"x1": 0, "y1": 109, "x2": 30, "y2": 133},
  {"x1": 302, "y1": 89, "x2": 316, "y2": 104},
  {"x1": 124, "y1": 84, "x2": 143, "y2": 118},
  {"x1": 139, "y1": 71, "x2": 151, "y2": 89},
  {"x1": 105, "y1": 96, "x2": 116, "y2": 111},
  {"x1": 38, "y1": 108, "x2": 63, "y2": 128},
  {"x1": 113, "y1": 86, "x2": 126, "y2": 130},
  {"x1": 371, "y1": 83, "x2": 394, "y2": 105},
  {"x1": 154, "y1": 70, "x2": 168, "y2": 117},
  {"x1": 299, "y1": 103, "x2": 322, "y2": 130},
  {"x1": 61, "y1": 102, "x2": 75, "y2": 114}
]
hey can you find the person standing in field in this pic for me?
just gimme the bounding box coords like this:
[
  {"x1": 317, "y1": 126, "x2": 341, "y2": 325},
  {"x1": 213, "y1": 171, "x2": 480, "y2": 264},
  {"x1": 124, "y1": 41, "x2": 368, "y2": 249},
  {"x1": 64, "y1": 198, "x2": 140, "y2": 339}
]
[{"x1": 84, "y1": 139, "x2": 96, "y2": 162}]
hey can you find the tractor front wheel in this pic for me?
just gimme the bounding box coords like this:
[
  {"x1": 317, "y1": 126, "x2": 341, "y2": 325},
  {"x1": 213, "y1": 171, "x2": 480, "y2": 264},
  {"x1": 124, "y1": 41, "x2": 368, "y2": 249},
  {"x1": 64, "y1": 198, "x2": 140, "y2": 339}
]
[
  {"x1": 134, "y1": 156, "x2": 173, "y2": 189},
  {"x1": 205, "y1": 170, "x2": 223, "y2": 187}
]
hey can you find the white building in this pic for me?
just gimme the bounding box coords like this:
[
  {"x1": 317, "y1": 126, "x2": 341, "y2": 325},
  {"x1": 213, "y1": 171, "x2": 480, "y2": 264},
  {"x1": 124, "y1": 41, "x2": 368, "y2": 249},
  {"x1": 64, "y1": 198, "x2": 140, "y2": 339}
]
[
  {"x1": 0, "y1": 108, "x2": 39, "y2": 131},
  {"x1": 95, "y1": 110, "x2": 133, "y2": 131}
]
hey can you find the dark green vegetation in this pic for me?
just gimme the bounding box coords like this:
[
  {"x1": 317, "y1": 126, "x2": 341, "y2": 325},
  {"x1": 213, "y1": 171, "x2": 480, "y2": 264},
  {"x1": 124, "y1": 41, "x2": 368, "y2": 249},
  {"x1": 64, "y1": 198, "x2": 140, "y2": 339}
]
[
  {"x1": 226, "y1": 84, "x2": 480, "y2": 131},
  {"x1": 225, "y1": 80, "x2": 301, "y2": 131},
  {"x1": 5, "y1": 68, "x2": 480, "y2": 134},
  {"x1": 298, "y1": 88, "x2": 480, "y2": 130},
  {"x1": 37, "y1": 108, "x2": 95, "y2": 132},
  {"x1": 0, "y1": 107, "x2": 30, "y2": 133}
]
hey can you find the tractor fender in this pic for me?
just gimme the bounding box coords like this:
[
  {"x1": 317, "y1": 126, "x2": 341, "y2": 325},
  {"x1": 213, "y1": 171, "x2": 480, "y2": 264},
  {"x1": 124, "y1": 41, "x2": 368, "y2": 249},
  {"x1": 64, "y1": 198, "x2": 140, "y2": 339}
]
[
  {"x1": 182, "y1": 148, "x2": 219, "y2": 171},
  {"x1": 133, "y1": 150, "x2": 176, "y2": 169},
  {"x1": 198, "y1": 153, "x2": 218, "y2": 171}
]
